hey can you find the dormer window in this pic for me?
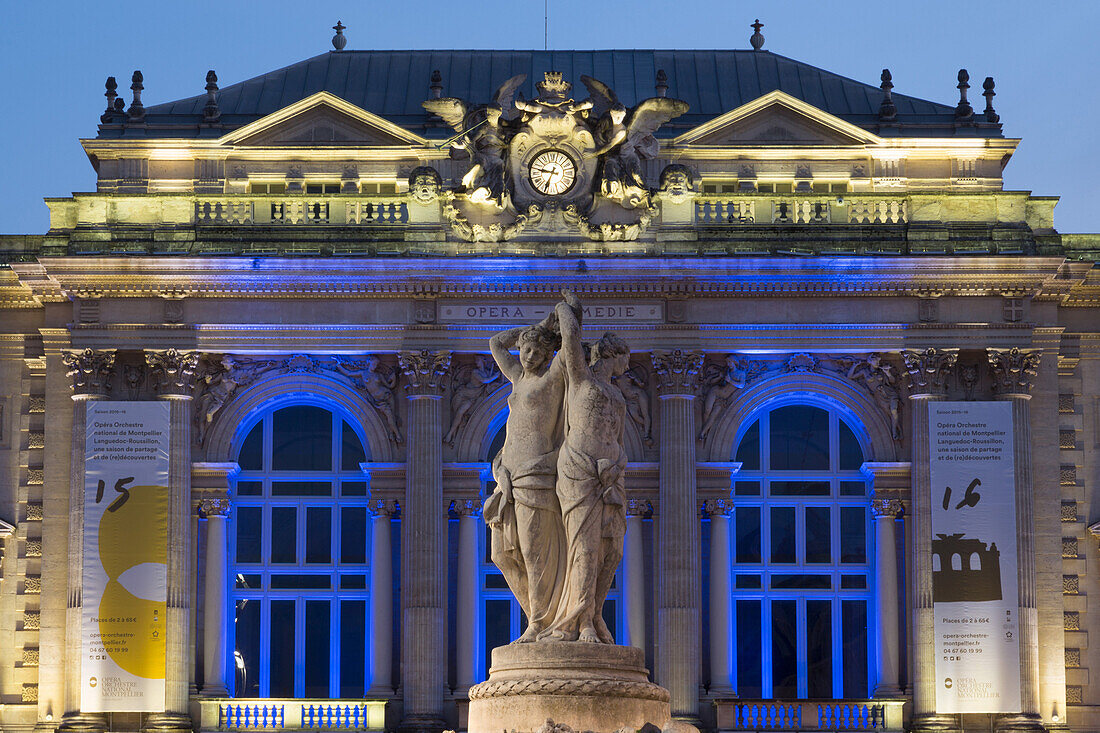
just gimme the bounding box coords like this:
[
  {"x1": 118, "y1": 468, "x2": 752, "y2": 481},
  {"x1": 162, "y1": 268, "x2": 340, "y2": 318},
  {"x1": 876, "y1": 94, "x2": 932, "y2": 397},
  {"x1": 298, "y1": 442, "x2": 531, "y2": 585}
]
[
  {"x1": 305, "y1": 183, "x2": 341, "y2": 195},
  {"x1": 249, "y1": 183, "x2": 287, "y2": 195}
]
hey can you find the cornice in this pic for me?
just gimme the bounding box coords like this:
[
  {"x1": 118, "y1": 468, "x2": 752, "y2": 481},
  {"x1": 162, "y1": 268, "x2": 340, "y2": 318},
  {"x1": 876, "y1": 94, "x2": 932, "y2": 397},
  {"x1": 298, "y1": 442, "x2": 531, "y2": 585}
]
[{"x1": 7, "y1": 256, "x2": 1077, "y2": 302}]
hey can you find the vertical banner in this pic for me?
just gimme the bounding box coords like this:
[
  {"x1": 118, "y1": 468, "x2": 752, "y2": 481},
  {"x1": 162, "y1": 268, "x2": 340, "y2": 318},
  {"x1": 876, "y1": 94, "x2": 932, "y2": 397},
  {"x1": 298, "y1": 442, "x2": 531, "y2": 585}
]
[
  {"x1": 82, "y1": 401, "x2": 170, "y2": 712},
  {"x1": 930, "y1": 401, "x2": 1020, "y2": 713}
]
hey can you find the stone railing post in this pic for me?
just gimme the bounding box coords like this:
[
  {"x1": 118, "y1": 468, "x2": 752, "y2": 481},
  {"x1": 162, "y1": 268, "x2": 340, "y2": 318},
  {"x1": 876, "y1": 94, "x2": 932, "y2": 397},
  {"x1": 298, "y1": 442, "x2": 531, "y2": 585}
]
[
  {"x1": 397, "y1": 350, "x2": 451, "y2": 733},
  {"x1": 703, "y1": 499, "x2": 733, "y2": 696},
  {"x1": 58, "y1": 348, "x2": 115, "y2": 733},
  {"x1": 144, "y1": 349, "x2": 199, "y2": 733},
  {"x1": 987, "y1": 348, "x2": 1045, "y2": 733},
  {"x1": 454, "y1": 499, "x2": 480, "y2": 692},
  {"x1": 650, "y1": 349, "x2": 704, "y2": 725},
  {"x1": 368, "y1": 499, "x2": 397, "y2": 697},
  {"x1": 901, "y1": 347, "x2": 959, "y2": 733},
  {"x1": 861, "y1": 461, "x2": 911, "y2": 700},
  {"x1": 622, "y1": 499, "x2": 648, "y2": 651}
]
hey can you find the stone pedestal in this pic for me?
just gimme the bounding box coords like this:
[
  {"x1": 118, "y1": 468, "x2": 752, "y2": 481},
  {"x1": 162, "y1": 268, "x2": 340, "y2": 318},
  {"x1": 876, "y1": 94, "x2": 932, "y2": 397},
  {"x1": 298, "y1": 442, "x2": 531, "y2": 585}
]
[{"x1": 468, "y1": 643, "x2": 670, "y2": 733}]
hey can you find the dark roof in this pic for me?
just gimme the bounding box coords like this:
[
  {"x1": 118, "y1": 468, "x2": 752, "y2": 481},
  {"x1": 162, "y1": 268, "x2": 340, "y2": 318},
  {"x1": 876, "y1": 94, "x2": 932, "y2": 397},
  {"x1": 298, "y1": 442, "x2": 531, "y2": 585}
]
[{"x1": 100, "y1": 50, "x2": 1002, "y2": 139}]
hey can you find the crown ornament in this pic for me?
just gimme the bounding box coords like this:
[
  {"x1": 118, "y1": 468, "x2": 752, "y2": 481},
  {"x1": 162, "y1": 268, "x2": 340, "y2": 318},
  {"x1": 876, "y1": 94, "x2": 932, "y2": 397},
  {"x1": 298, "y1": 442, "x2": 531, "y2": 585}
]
[{"x1": 537, "y1": 71, "x2": 572, "y2": 99}]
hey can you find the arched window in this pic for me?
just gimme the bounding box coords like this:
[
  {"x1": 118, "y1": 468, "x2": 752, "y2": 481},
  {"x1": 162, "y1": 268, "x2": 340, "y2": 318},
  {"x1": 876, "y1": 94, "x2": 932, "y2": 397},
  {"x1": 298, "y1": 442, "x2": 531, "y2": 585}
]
[
  {"x1": 477, "y1": 422, "x2": 622, "y2": 681},
  {"x1": 231, "y1": 403, "x2": 370, "y2": 698},
  {"x1": 731, "y1": 402, "x2": 872, "y2": 700}
]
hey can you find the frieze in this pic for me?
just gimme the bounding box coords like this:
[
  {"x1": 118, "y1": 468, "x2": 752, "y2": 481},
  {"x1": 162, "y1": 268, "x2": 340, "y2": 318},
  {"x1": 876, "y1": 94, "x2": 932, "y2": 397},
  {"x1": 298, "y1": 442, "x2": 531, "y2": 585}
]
[{"x1": 438, "y1": 301, "x2": 663, "y2": 324}]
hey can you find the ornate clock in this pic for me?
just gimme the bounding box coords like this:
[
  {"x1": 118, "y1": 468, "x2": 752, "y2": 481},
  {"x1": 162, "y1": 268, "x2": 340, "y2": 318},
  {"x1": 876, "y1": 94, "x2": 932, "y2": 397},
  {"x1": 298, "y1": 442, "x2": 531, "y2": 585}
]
[{"x1": 528, "y1": 149, "x2": 577, "y2": 196}]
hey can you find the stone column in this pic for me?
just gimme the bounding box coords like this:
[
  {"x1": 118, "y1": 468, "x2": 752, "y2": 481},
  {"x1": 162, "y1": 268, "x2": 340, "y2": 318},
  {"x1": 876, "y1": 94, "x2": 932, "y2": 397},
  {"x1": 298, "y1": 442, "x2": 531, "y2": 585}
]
[
  {"x1": 622, "y1": 499, "x2": 648, "y2": 651},
  {"x1": 871, "y1": 496, "x2": 904, "y2": 698},
  {"x1": 199, "y1": 498, "x2": 230, "y2": 696},
  {"x1": 454, "y1": 499, "x2": 480, "y2": 692},
  {"x1": 397, "y1": 350, "x2": 452, "y2": 733},
  {"x1": 901, "y1": 348, "x2": 959, "y2": 733},
  {"x1": 368, "y1": 499, "x2": 396, "y2": 697},
  {"x1": 59, "y1": 349, "x2": 115, "y2": 733},
  {"x1": 144, "y1": 348, "x2": 199, "y2": 733},
  {"x1": 703, "y1": 499, "x2": 733, "y2": 696},
  {"x1": 650, "y1": 349, "x2": 704, "y2": 725},
  {"x1": 988, "y1": 348, "x2": 1045, "y2": 733}
]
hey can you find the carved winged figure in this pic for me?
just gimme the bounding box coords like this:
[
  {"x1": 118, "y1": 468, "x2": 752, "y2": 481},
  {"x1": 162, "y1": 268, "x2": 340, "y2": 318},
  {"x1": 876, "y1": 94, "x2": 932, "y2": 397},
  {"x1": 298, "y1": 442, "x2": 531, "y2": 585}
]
[
  {"x1": 698, "y1": 355, "x2": 748, "y2": 443},
  {"x1": 422, "y1": 74, "x2": 527, "y2": 206},
  {"x1": 580, "y1": 76, "x2": 688, "y2": 209},
  {"x1": 444, "y1": 355, "x2": 502, "y2": 446},
  {"x1": 333, "y1": 355, "x2": 403, "y2": 444}
]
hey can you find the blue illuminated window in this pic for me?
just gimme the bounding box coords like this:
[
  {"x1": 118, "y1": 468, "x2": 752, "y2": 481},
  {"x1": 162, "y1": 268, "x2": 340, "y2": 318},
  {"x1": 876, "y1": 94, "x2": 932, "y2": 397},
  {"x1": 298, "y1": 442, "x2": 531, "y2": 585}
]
[
  {"x1": 731, "y1": 403, "x2": 872, "y2": 699},
  {"x1": 230, "y1": 404, "x2": 371, "y2": 698}
]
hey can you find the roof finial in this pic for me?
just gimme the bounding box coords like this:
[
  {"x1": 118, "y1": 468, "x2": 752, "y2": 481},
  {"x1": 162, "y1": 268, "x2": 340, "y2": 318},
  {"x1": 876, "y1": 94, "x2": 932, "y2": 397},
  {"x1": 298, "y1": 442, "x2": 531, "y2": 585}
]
[
  {"x1": 655, "y1": 69, "x2": 668, "y2": 97},
  {"x1": 954, "y1": 68, "x2": 973, "y2": 121},
  {"x1": 128, "y1": 70, "x2": 145, "y2": 122},
  {"x1": 429, "y1": 69, "x2": 443, "y2": 99},
  {"x1": 750, "y1": 19, "x2": 765, "y2": 50},
  {"x1": 203, "y1": 70, "x2": 220, "y2": 123},
  {"x1": 102, "y1": 76, "x2": 118, "y2": 123},
  {"x1": 982, "y1": 76, "x2": 999, "y2": 123},
  {"x1": 332, "y1": 21, "x2": 347, "y2": 51},
  {"x1": 878, "y1": 68, "x2": 897, "y2": 122}
]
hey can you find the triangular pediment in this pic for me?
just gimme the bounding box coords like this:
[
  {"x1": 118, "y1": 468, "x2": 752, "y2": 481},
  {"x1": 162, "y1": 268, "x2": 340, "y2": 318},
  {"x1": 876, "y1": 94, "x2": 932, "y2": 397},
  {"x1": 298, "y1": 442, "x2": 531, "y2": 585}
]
[
  {"x1": 221, "y1": 92, "x2": 427, "y2": 147},
  {"x1": 673, "y1": 91, "x2": 881, "y2": 147}
]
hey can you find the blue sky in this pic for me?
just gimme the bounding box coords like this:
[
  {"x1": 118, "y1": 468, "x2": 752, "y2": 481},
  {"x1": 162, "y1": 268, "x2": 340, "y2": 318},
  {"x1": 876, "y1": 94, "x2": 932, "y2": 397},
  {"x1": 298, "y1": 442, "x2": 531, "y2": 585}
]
[{"x1": 2, "y1": 0, "x2": 1097, "y2": 234}]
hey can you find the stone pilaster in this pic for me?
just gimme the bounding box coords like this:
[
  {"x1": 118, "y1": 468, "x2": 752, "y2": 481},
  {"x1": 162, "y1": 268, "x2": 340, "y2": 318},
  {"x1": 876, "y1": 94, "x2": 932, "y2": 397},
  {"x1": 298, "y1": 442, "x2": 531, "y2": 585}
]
[
  {"x1": 703, "y1": 499, "x2": 733, "y2": 695},
  {"x1": 870, "y1": 496, "x2": 905, "y2": 698},
  {"x1": 58, "y1": 349, "x2": 115, "y2": 733},
  {"x1": 987, "y1": 348, "x2": 1045, "y2": 733},
  {"x1": 650, "y1": 349, "x2": 703, "y2": 724},
  {"x1": 199, "y1": 498, "x2": 230, "y2": 696},
  {"x1": 623, "y1": 499, "x2": 648, "y2": 652},
  {"x1": 368, "y1": 499, "x2": 397, "y2": 697},
  {"x1": 143, "y1": 349, "x2": 199, "y2": 733},
  {"x1": 453, "y1": 499, "x2": 480, "y2": 692},
  {"x1": 901, "y1": 347, "x2": 959, "y2": 733},
  {"x1": 397, "y1": 350, "x2": 451, "y2": 733}
]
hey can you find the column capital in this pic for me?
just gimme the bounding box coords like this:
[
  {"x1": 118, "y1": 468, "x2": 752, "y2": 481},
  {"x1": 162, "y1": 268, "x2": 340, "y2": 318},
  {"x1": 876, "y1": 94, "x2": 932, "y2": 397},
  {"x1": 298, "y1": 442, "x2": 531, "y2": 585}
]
[
  {"x1": 145, "y1": 349, "x2": 200, "y2": 397},
  {"x1": 701, "y1": 498, "x2": 732, "y2": 517},
  {"x1": 871, "y1": 498, "x2": 905, "y2": 518},
  {"x1": 901, "y1": 347, "x2": 958, "y2": 396},
  {"x1": 370, "y1": 498, "x2": 399, "y2": 517},
  {"x1": 650, "y1": 349, "x2": 703, "y2": 396},
  {"x1": 398, "y1": 349, "x2": 452, "y2": 396},
  {"x1": 986, "y1": 347, "x2": 1042, "y2": 397},
  {"x1": 63, "y1": 348, "x2": 116, "y2": 397},
  {"x1": 198, "y1": 498, "x2": 230, "y2": 518},
  {"x1": 626, "y1": 498, "x2": 652, "y2": 517},
  {"x1": 450, "y1": 498, "x2": 481, "y2": 518}
]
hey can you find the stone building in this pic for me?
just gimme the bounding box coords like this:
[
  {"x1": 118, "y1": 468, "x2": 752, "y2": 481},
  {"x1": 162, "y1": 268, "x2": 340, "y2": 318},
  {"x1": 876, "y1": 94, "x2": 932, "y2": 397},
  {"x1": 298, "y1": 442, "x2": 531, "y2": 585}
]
[{"x1": 1, "y1": 22, "x2": 1099, "y2": 733}]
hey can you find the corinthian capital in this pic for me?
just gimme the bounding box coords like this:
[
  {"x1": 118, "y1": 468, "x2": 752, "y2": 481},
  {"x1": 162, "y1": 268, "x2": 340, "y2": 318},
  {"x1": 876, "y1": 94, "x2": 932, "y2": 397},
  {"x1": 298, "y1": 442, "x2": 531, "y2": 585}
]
[
  {"x1": 145, "y1": 348, "x2": 200, "y2": 396},
  {"x1": 871, "y1": 498, "x2": 904, "y2": 518},
  {"x1": 900, "y1": 348, "x2": 958, "y2": 395},
  {"x1": 63, "y1": 348, "x2": 116, "y2": 396},
  {"x1": 199, "y1": 498, "x2": 231, "y2": 517},
  {"x1": 650, "y1": 349, "x2": 703, "y2": 396},
  {"x1": 986, "y1": 347, "x2": 1041, "y2": 396},
  {"x1": 398, "y1": 350, "x2": 452, "y2": 396}
]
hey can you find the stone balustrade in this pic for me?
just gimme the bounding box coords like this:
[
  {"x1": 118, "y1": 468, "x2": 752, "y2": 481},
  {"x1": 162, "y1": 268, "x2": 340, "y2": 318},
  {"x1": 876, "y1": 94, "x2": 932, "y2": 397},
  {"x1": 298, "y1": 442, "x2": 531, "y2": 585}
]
[
  {"x1": 194, "y1": 195, "x2": 408, "y2": 226},
  {"x1": 199, "y1": 699, "x2": 387, "y2": 731},
  {"x1": 695, "y1": 194, "x2": 907, "y2": 226},
  {"x1": 712, "y1": 698, "x2": 906, "y2": 731}
]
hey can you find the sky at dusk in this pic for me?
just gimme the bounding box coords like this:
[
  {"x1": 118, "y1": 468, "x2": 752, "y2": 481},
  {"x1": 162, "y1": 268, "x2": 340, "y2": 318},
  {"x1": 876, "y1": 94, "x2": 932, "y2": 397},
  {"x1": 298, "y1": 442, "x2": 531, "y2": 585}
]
[{"x1": 2, "y1": 0, "x2": 1097, "y2": 235}]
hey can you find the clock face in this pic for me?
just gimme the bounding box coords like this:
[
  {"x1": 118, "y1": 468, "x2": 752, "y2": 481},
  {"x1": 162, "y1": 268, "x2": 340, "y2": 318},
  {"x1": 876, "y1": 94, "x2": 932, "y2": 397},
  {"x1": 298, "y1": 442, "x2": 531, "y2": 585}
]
[{"x1": 529, "y1": 149, "x2": 577, "y2": 196}]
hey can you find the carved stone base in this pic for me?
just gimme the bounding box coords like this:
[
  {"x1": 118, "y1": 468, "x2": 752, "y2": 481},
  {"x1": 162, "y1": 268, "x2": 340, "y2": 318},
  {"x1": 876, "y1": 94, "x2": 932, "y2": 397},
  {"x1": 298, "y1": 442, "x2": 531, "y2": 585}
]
[
  {"x1": 468, "y1": 642, "x2": 670, "y2": 733},
  {"x1": 995, "y1": 713, "x2": 1046, "y2": 732},
  {"x1": 141, "y1": 712, "x2": 192, "y2": 733},
  {"x1": 909, "y1": 713, "x2": 960, "y2": 733},
  {"x1": 57, "y1": 712, "x2": 107, "y2": 733}
]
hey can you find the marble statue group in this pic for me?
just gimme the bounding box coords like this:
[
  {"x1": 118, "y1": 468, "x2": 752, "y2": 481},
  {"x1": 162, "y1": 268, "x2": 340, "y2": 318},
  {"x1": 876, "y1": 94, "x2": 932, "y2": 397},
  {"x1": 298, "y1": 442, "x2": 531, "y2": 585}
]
[{"x1": 484, "y1": 290, "x2": 631, "y2": 644}]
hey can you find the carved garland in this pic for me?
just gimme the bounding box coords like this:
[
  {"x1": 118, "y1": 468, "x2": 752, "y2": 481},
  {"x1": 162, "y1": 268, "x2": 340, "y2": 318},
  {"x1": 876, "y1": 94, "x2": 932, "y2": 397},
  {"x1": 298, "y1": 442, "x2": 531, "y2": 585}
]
[{"x1": 468, "y1": 678, "x2": 671, "y2": 702}]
